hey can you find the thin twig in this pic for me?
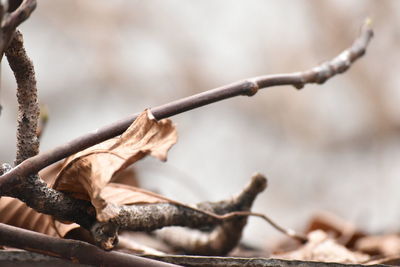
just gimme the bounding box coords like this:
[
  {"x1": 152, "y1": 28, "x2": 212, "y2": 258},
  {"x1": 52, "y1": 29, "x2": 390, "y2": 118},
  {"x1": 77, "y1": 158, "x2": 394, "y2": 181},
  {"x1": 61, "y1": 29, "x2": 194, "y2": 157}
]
[
  {"x1": 219, "y1": 211, "x2": 307, "y2": 243},
  {"x1": 5, "y1": 30, "x2": 39, "y2": 165},
  {"x1": 0, "y1": 21, "x2": 373, "y2": 193},
  {"x1": 0, "y1": 0, "x2": 36, "y2": 60},
  {"x1": 2, "y1": 0, "x2": 37, "y2": 31},
  {"x1": 0, "y1": 223, "x2": 178, "y2": 267}
]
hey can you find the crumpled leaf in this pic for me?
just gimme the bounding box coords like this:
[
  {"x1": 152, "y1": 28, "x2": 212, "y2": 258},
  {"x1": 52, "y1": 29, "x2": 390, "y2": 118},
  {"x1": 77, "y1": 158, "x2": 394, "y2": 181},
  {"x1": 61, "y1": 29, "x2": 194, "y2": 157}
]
[
  {"x1": 53, "y1": 110, "x2": 177, "y2": 221},
  {"x1": 355, "y1": 234, "x2": 400, "y2": 257},
  {"x1": 274, "y1": 230, "x2": 370, "y2": 264},
  {"x1": 0, "y1": 110, "x2": 176, "y2": 239},
  {"x1": 305, "y1": 212, "x2": 365, "y2": 248},
  {"x1": 101, "y1": 183, "x2": 174, "y2": 206}
]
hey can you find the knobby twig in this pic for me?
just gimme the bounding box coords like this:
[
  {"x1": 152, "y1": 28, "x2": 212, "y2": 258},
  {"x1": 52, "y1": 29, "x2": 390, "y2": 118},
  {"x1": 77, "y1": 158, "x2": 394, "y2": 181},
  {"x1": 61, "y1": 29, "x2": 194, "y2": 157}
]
[
  {"x1": 0, "y1": 21, "x2": 373, "y2": 193},
  {"x1": 0, "y1": 223, "x2": 178, "y2": 267},
  {"x1": 154, "y1": 173, "x2": 305, "y2": 255},
  {"x1": 5, "y1": 30, "x2": 39, "y2": 165},
  {"x1": 89, "y1": 173, "x2": 277, "y2": 252}
]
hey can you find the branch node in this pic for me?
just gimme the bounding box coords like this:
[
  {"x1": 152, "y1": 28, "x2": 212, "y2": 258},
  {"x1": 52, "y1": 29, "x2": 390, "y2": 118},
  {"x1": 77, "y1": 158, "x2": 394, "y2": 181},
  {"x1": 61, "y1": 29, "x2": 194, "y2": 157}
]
[
  {"x1": 90, "y1": 222, "x2": 119, "y2": 250},
  {"x1": 243, "y1": 80, "x2": 259, "y2": 96},
  {"x1": 293, "y1": 83, "x2": 305, "y2": 90}
]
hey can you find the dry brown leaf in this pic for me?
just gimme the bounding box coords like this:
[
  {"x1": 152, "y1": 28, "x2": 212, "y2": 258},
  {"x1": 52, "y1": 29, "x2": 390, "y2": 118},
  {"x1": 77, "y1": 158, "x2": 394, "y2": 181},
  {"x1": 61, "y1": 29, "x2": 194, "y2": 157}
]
[
  {"x1": 111, "y1": 167, "x2": 139, "y2": 188},
  {"x1": 53, "y1": 110, "x2": 177, "y2": 221},
  {"x1": 101, "y1": 183, "x2": 173, "y2": 206},
  {"x1": 0, "y1": 110, "x2": 177, "y2": 241},
  {"x1": 0, "y1": 197, "x2": 59, "y2": 237},
  {"x1": 355, "y1": 234, "x2": 400, "y2": 257},
  {"x1": 0, "y1": 111, "x2": 176, "y2": 241},
  {"x1": 305, "y1": 212, "x2": 365, "y2": 248},
  {"x1": 274, "y1": 230, "x2": 370, "y2": 264}
]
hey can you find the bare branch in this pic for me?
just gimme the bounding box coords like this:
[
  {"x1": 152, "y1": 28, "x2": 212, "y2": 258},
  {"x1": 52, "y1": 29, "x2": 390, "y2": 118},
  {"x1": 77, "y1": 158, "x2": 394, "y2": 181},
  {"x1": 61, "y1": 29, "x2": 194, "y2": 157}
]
[
  {"x1": 89, "y1": 173, "x2": 267, "y2": 251},
  {"x1": 0, "y1": 21, "x2": 373, "y2": 191},
  {"x1": 0, "y1": 223, "x2": 178, "y2": 267},
  {"x1": 153, "y1": 173, "x2": 304, "y2": 255},
  {"x1": 5, "y1": 30, "x2": 39, "y2": 165},
  {"x1": 2, "y1": 0, "x2": 36, "y2": 31},
  {"x1": 0, "y1": 0, "x2": 36, "y2": 60}
]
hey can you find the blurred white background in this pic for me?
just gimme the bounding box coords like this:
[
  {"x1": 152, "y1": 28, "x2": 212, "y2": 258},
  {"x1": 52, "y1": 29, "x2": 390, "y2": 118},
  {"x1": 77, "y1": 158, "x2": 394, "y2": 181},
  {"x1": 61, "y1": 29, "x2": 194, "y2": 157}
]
[{"x1": 1, "y1": 0, "x2": 400, "y2": 249}]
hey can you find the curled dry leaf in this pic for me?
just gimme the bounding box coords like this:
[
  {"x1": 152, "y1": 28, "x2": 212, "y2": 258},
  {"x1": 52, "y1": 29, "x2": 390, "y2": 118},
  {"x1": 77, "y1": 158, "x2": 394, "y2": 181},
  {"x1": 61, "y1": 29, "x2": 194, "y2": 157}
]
[
  {"x1": 53, "y1": 110, "x2": 178, "y2": 222},
  {"x1": 274, "y1": 230, "x2": 370, "y2": 264},
  {"x1": 355, "y1": 234, "x2": 400, "y2": 257},
  {"x1": 0, "y1": 110, "x2": 176, "y2": 238},
  {"x1": 305, "y1": 211, "x2": 365, "y2": 248}
]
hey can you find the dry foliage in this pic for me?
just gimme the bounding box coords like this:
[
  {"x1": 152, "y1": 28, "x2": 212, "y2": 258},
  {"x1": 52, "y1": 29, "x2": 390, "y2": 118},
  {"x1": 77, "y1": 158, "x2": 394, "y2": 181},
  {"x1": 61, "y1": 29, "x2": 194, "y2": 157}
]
[
  {"x1": 53, "y1": 109, "x2": 177, "y2": 222},
  {"x1": 0, "y1": 110, "x2": 179, "y2": 237},
  {"x1": 268, "y1": 212, "x2": 400, "y2": 266},
  {"x1": 275, "y1": 230, "x2": 370, "y2": 264}
]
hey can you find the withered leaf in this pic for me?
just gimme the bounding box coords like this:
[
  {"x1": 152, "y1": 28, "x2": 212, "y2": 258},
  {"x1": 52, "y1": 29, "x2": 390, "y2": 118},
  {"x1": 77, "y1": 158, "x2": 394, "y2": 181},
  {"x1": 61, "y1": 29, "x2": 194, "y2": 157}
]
[
  {"x1": 355, "y1": 234, "x2": 400, "y2": 257},
  {"x1": 0, "y1": 197, "x2": 58, "y2": 237},
  {"x1": 101, "y1": 183, "x2": 172, "y2": 206},
  {"x1": 53, "y1": 110, "x2": 178, "y2": 221},
  {"x1": 274, "y1": 230, "x2": 370, "y2": 264}
]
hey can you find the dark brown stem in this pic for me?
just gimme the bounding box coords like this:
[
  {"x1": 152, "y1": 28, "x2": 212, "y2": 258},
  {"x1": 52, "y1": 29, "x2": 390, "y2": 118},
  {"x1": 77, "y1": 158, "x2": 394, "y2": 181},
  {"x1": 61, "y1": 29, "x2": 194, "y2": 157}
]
[
  {"x1": 5, "y1": 30, "x2": 39, "y2": 165},
  {"x1": 0, "y1": 223, "x2": 178, "y2": 267},
  {"x1": 0, "y1": 21, "x2": 373, "y2": 192}
]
